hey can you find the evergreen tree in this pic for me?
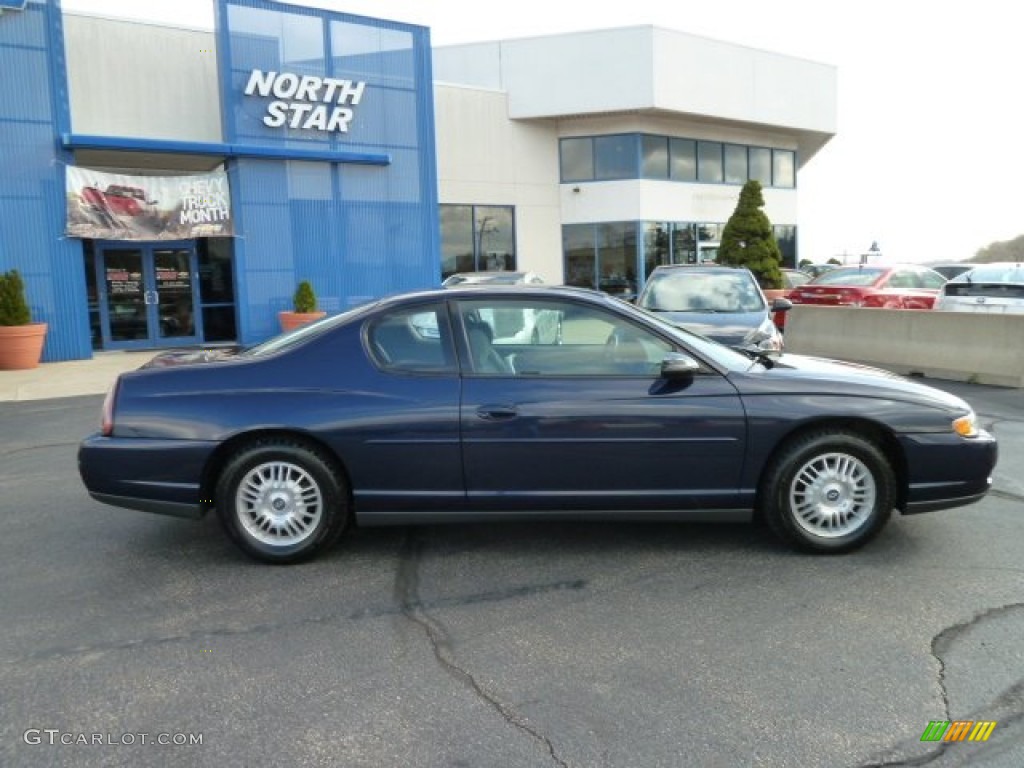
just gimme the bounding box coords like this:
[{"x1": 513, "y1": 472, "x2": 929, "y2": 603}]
[{"x1": 717, "y1": 180, "x2": 783, "y2": 289}]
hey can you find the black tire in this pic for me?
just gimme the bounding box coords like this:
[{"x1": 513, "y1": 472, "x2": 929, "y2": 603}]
[
  {"x1": 760, "y1": 430, "x2": 895, "y2": 553},
  {"x1": 215, "y1": 439, "x2": 349, "y2": 564}
]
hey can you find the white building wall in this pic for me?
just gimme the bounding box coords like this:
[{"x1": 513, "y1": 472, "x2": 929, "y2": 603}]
[
  {"x1": 559, "y1": 182, "x2": 797, "y2": 229},
  {"x1": 434, "y1": 85, "x2": 564, "y2": 283}
]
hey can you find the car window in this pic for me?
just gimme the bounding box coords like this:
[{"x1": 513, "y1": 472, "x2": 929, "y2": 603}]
[
  {"x1": 887, "y1": 271, "x2": 919, "y2": 289},
  {"x1": 639, "y1": 270, "x2": 766, "y2": 313},
  {"x1": 243, "y1": 301, "x2": 379, "y2": 358},
  {"x1": 810, "y1": 267, "x2": 885, "y2": 287},
  {"x1": 783, "y1": 271, "x2": 811, "y2": 289},
  {"x1": 918, "y1": 269, "x2": 947, "y2": 289},
  {"x1": 455, "y1": 298, "x2": 674, "y2": 377},
  {"x1": 366, "y1": 303, "x2": 456, "y2": 374}
]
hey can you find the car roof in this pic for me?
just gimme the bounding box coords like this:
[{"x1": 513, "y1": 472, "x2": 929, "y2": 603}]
[
  {"x1": 647, "y1": 264, "x2": 753, "y2": 275},
  {"x1": 379, "y1": 283, "x2": 611, "y2": 306}
]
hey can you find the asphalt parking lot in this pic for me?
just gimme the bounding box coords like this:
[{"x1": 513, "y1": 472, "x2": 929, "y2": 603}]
[{"x1": 1, "y1": 379, "x2": 1022, "y2": 767}]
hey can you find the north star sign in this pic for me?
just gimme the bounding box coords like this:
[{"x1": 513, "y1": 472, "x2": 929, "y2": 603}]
[{"x1": 244, "y1": 69, "x2": 367, "y2": 133}]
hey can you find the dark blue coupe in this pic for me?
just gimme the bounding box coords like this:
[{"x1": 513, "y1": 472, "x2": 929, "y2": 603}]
[{"x1": 78, "y1": 286, "x2": 997, "y2": 563}]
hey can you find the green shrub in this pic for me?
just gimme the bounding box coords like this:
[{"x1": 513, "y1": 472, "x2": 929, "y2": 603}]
[
  {"x1": 293, "y1": 280, "x2": 318, "y2": 314},
  {"x1": 0, "y1": 269, "x2": 32, "y2": 326}
]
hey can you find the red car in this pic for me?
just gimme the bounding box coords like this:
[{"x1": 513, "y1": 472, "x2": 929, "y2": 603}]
[
  {"x1": 763, "y1": 268, "x2": 812, "y2": 330},
  {"x1": 787, "y1": 264, "x2": 947, "y2": 310}
]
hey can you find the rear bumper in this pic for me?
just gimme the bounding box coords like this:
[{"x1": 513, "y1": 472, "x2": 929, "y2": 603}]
[
  {"x1": 78, "y1": 434, "x2": 216, "y2": 520},
  {"x1": 900, "y1": 429, "x2": 998, "y2": 514}
]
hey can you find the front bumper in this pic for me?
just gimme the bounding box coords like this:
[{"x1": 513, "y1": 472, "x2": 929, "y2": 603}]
[{"x1": 900, "y1": 429, "x2": 998, "y2": 514}]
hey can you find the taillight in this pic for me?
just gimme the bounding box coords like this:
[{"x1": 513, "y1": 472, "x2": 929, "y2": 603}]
[{"x1": 100, "y1": 379, "x2": 118, "y2": 436}]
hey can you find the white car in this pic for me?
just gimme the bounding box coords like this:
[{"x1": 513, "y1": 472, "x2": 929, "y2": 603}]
[
  {"x1": 441, "y1": 271, "x2": 544, "y2": 287},
  {"x1": 934, "y1": 262, "x2": 1024, "y2": 314}
]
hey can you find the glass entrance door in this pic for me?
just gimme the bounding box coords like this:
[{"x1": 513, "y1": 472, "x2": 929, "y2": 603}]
[{"x1": 97, "y1": 242, "x2": 201, "y2": 349}]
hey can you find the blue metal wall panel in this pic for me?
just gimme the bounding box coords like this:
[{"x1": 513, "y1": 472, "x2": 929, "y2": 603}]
[
  {"x1": 219, "y1": 0, "x2": 440, "y2": 345},
  {"x1": 0, "y1": 0, "x2": 90, "y2": 361}
]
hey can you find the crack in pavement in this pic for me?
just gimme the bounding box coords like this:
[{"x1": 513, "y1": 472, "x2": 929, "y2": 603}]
[
  {"x1": 854, "y1": 603, "x2": 1024, "y2": 767},
  {"x1": 3, "y1": 575, "x2": 585, "y2": 666},
  {"x1": 0, "y1": 440, "x2": 80, "y2": 458},
  {"x1": 989, "y1": 488, "x2": 1024, "y2": 503},
  {"x1": 395, "y1": 529, "x2": 571, "y2": 768}
]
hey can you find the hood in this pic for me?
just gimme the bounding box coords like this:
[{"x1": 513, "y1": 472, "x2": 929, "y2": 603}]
[
  {"x1": 760, "y1": 353, "x2": 971, "y2": 411},
  {"x1": 655, "y1": 310, "x2": 767, "y2": 346},
  {"x1": 140, "y1": 347, "x2": 242, "y2": 369}
]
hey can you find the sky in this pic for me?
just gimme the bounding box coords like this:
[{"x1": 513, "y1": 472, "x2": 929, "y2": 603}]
[{"x1": 59, "y1": 0, "x2": 1024, "y2": 265}]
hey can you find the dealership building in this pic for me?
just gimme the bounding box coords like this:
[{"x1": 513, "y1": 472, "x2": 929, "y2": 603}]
[{"x1": 0, "y1": 0, "x2": 836, "y2": 361}]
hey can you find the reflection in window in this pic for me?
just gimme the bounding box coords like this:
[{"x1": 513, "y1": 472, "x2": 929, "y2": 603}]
[
  {"x1": 641, "y1": 135, "x2": 669, "y2": 179},
  {"x1": 560, "y1": 137, "x2": 594, "y2": 182},
  {"x1": 670, "y1": 138, "x2": 697, "y2": 181},
  {"x1": 724, "y1": 144, "x2": 747, "y2": 184},
  {"x1": 697, "y1": 141, "x2": 723, "y2": 183},
  {"x1": 773, "y1": 149, "x2": 796, "y2": 188},
  {"x1": 562, "y1": 223, "x2": 638, "y2": 298},
  {"x1": 774, "y1": 225, "x2": 797, "y2": 268},
  {"x1": 440, "y1": 204, "x2": 516, "y2": 280},
  {"x1": 559, "y1": 133, "x2": 797, "y2": 188},
  {"x1": 749, "y1": 147, "x2": 772, "y2": 185},
  {"x1": 564, "y1": 223, "x2": 596, "y2": 289},
  {"x1": 595, "y1": 135, "x2": 637, "y2": 180}
]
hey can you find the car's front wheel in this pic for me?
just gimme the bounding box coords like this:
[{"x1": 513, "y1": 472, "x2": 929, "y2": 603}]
[
  {"x1": 761, "y1": 430, "x2": 895, "y2": 553},
  {"x1": 215, "y1": 439, "x2": 349, "y2": 564}
]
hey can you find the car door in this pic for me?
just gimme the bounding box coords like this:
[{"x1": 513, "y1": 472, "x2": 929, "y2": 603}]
[
  {"x1": 454, "y1": 296, "x2": 748, "y2": 513},
  {"x1": 343, "y1": 301, "x2": 465, "y2": 515}
]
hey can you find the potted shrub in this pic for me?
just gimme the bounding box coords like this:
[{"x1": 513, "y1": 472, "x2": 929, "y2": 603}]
[
  {"x1": 0, "y1": 269, "x2": 48, "y2": 370},
  {"x1": 278, "y1": 280, "x2": 326, "y2": 332}
]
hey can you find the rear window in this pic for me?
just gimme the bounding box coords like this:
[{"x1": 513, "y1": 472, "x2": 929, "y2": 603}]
[
  {"x1": 809, "y1": 267, "x2": 885, "y2": 287},
  {"x1": 952, "y1": 265, "x2": 1024, "y2": 284}
]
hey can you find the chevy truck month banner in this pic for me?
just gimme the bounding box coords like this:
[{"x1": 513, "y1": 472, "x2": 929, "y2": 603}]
[{"x1": 65, "y1": 167, "x2": 234, "y2": 240}]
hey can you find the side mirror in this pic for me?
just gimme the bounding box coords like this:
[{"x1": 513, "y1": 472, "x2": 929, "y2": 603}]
[
  {"x1": 660, "y1": 352, "x2": 700, "y2": 378},
  {"x1": 772, "y1": 297, "x2": 793, "y2": 312}
]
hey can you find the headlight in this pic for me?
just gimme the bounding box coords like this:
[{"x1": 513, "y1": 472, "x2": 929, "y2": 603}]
[
  {"x1": 952, "y1": 411, "x2": 979, "y2": 438},
  {"x1": 746, "y1": 317, "x2": 784, "y2": 352}
]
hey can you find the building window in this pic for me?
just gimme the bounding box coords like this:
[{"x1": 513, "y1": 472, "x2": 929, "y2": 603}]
[
  {"x1": 594, "y1": 134, "x2": 637, "y2": 180},
  {"x1": 749, "y1": 147, "x2": 772, "y2": 185},
  {"x1": 773, "y1": 149, "x2": 796, "y2": 188},
  {"x1": 724, "y1": 144, "x2": 748, "y2": 185},
  {"x1": 440, "y1": 204, "x2": 516, "y2": 280},
  {"x1": 562, "y1": 222, "x2": 638, "y2": 298},
  {"x1": 697, "y1": 141, "x2": 723, "y2": 183},
  {"x1": 669, "y1": 138, "x2": 697, "y2": 181},
  {"x1": 641, "y1": 135, "x2": 669, "y2": 179},
  {"x1": 774, "y1": 225, "x2": 797, "y2": 267},
  {"x1": 560, "y1": 133, "x2": 796, "y2": 188},
  {"x1": 560, "y1": 137, "x2": 594, "y2": 182}
]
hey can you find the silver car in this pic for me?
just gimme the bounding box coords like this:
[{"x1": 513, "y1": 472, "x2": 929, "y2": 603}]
[{"x1": 934, "y1": 262, "x2": 1024, "y2": 314}]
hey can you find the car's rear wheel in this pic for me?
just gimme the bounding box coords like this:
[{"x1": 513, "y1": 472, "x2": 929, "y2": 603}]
[
  {"x1": 215, "y1": 440, "x2": 349, "y2": 564},
  {"x1": 761, "y1": 430, "x2": 895, "y2": 553}
]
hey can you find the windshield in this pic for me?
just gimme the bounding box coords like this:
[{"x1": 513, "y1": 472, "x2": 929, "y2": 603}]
[
  {"x1": 638, "y1": 270, "x2": 766, "y2": 313},
  {"x1": 241, "y1": 301, "x2": 379, "y2": 358},
  {"x1": 618, "y1": 300, "x2": 760, "y2": 371},
  {"x1": 810, "y1": 267, "x2": 885, "y2": 287}
]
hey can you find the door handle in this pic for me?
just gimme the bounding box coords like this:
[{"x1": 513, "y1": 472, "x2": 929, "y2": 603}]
[{"x1": 476, "y1": 405, "x2": 518, "y2": 421}]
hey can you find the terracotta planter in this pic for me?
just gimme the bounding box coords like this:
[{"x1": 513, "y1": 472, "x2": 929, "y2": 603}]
[
  {"x1": 0, "y1": 322, "x2": 48, "y2": 370},
  {"x1": 278, "y1": 311, "x2": 326, "y2": 333}
]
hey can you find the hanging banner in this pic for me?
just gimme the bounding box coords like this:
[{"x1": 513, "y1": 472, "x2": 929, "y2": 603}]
[{"x1": 65, "y1": 167, "x2": 234, "y2": 240}]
